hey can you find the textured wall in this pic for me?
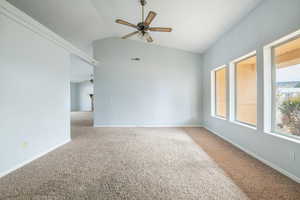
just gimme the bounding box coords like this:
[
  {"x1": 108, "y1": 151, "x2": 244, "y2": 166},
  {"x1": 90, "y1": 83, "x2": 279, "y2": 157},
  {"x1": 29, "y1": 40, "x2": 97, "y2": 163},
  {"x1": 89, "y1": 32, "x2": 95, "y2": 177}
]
[
  {"x1": 93, "y1": 38, "x2": 203, "y2": 126},
  {"x1": 202, "y1": 0, "x2": 300, "y2": 181}
]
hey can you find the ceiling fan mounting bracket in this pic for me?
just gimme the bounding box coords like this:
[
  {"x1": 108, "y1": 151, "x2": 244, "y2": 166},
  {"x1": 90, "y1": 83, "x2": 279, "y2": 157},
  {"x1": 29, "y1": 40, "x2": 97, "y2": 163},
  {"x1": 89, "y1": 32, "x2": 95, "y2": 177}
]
[{"x1": 140, "y1": 0, "x2": 147, "y2": 6}]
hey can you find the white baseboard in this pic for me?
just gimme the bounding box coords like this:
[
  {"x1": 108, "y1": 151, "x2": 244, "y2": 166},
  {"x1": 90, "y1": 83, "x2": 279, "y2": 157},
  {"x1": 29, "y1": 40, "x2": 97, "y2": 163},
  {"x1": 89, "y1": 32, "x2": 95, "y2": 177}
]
[
  {"x1": 0, "y1": 139, "x2": 70, "y2": 179},
  {"x1": 203, "y1": 126, "x2": 300, "y2": 184},
  {"x1": 94, "y1": 124, "x2": 202, "y2": 128}
]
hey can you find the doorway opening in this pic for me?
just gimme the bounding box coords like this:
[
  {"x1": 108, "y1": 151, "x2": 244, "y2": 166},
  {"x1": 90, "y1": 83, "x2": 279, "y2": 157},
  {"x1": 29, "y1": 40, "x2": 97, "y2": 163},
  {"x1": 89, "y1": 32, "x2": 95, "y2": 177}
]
[{"x1": 70, "y1": 55, "x2": 94, "y2": 129}]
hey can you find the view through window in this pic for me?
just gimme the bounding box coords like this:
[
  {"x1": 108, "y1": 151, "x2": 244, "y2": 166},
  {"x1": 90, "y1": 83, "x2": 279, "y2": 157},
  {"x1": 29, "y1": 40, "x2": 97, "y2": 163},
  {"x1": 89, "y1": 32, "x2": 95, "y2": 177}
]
[
  {"x1": 273, "y1": 37, "x2": 300, "y2": 138},
  {"x1": 235, "y1": 55, "x2": 257, "y2": 126},
  {"x1": 215, "y1": 67, "x2": 227, "y2": 118}
]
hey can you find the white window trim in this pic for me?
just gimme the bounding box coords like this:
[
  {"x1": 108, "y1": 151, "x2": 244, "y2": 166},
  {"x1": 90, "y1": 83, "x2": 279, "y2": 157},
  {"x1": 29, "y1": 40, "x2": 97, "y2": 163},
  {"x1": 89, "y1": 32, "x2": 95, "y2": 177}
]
[
  {"x1": 230, "y1": 120, "x2": 257, "y2": 130},
  {"x1": 211, "y1": 65, "x2": 227, "y2": 120},
  {"x1": 263, "y1": 29, "x2": 300, "y2": 142},
  {"x1": 229, "y1": 51, "x2": 257, "y2": 130}
]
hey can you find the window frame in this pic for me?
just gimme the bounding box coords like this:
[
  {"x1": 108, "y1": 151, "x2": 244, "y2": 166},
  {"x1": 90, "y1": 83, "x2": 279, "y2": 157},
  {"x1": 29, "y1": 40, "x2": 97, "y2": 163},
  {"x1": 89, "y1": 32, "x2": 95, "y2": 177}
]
[
  {"x1": 229, "y1": 51, "x2": 257, "y2": 130},
  {"x1": 264, "y1": 29, "x2": 300, "y2": 142},
  {"x1": 211, "y1": 65, "x2": 227, "y2": 120}
]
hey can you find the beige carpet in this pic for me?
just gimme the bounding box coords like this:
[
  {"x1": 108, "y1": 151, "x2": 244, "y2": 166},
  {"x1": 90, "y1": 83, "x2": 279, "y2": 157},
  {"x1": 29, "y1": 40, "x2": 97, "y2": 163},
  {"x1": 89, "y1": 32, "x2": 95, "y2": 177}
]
[
  {"x1": 186, "y1": 128, "x2": 300, "y2": 199},
  {"x1": 0, "y1": 112, "x2": 298, "y2": 199}
]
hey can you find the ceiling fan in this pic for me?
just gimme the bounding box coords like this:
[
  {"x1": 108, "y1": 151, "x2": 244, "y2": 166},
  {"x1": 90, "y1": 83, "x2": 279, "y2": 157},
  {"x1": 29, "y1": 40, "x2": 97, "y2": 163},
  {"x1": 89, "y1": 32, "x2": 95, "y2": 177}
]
[{"x1": 115, "y1": 0, "x2": 172, "y2": 43}]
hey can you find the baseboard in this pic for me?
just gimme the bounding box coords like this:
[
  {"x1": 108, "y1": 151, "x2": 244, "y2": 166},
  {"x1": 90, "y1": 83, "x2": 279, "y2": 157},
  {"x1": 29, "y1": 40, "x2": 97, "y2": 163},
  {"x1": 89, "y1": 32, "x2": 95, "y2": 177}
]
[
  {"x1": 203, "y1": 126, "x2": 300, "y2": 184},
  {"x1": 94, "y1": 124, "x2": 203, "y2": 128},
  {"x1": 0, "y1": 139, "x2": 71, "y2": 179}
]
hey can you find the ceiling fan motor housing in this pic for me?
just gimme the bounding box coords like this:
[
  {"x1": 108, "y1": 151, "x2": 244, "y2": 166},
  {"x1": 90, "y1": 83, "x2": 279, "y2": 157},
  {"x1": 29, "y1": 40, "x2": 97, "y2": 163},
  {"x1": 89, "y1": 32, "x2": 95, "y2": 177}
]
[{"x1": 137, "y1": 22, "x2": 149, "y2": 32}]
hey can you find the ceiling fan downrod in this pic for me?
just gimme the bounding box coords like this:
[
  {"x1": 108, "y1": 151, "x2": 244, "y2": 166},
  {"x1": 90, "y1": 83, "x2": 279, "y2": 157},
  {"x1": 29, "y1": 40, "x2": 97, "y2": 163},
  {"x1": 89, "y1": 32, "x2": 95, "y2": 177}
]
[{"x1": 140, "y1": 0, "x2": 147, "y2": 23}]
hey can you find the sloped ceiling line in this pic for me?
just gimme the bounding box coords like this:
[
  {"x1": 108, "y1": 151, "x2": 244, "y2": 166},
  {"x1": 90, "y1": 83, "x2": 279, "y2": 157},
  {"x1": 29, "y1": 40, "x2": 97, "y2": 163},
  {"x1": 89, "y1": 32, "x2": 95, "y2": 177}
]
[{"x1": 7, "y1": 0, "x2": 264, "y2": 54}]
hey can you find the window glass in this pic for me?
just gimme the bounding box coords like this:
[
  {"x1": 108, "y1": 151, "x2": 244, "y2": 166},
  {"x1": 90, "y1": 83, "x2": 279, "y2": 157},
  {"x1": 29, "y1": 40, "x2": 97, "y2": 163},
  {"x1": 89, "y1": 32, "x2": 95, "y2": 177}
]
[
  {"x1": 235, "y1": 56, "x2": 257, "y2": 126},
  {"x1": 273, "y1": 37, "x2": 300, "y2": 137},
  {"x1": 215, "y1": 68, "x2": 227, "y2": 118}
]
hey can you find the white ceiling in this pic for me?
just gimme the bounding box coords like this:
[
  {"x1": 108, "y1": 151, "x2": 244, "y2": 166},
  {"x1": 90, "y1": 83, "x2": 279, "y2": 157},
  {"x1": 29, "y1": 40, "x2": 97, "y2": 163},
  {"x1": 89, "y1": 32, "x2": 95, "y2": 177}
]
[{"x1": 8, "y1": 0, "x2": 263, "y2": 54}]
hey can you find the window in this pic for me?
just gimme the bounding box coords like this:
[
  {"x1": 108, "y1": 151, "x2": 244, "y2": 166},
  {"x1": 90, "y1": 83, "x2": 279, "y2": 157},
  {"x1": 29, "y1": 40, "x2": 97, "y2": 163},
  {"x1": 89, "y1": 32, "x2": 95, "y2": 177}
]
[
  {"x1": 272, "y1": 37, "x2": 300, "y2": 138},
  {"x1": 211, "y1": 66, "x2": 227, "y2": 119},
  {"x1": 264, "y1": 30, "x2": 300, "y2": 140},
  {"x1": 230, "y1": 53, "x2": 257, "y2": 127}
]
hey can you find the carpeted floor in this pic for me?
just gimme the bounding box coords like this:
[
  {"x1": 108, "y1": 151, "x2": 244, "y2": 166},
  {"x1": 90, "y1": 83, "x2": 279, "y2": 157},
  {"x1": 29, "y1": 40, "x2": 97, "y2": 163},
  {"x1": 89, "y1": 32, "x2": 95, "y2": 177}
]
[
  {"x1": 0, "y1": 112, "x2": 299, "y2": 200},
  {"x1": 186, "y1": 128, "x2": 300, "y2": 199}
]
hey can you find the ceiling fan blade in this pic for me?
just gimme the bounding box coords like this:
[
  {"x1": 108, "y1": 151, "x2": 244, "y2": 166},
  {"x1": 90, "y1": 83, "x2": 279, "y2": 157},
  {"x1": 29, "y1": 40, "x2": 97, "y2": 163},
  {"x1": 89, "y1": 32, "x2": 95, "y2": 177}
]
[
  {"x1": 122, "y1": 31, "x2": 139, "y2": 39},
  {"x1": 146, "y1": 35, "x2": 154, "y2": 43},
  {"x1": 149, "y1": 27, "x2": 172, "y2": 32},
  {"x1": 144, "y1": 11, "x2": 157, "y2": 26},
  {"x1": 116, "y1": 19, "x2": 138, "y2": 29}
]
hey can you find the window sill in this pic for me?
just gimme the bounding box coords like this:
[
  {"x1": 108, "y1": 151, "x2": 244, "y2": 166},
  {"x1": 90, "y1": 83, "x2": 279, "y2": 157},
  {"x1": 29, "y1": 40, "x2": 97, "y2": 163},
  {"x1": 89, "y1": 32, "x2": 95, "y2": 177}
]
[
  {"x1": 211, "y1": 115, "x2": 227, "y2": 121},
  {"x1": 230, "y1": 120, "x2": 257, "y2": 130},
  {"x1": 265, "y1": 131, "x2": 300, "y2": 144}
]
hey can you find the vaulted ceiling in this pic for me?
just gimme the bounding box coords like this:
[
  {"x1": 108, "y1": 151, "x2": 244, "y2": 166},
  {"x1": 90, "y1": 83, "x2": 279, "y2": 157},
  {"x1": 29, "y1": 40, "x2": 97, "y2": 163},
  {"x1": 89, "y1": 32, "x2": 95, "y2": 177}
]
[{"x1": 8, "y1": 0, "x2": 264, "y2": 54}]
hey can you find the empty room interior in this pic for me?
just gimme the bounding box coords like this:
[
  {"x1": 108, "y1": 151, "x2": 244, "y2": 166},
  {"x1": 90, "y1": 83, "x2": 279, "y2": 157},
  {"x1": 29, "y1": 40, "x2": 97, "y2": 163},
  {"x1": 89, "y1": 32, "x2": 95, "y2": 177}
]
[{"x1": 1, "y1": 0, "x2": 300, "y2": 199}]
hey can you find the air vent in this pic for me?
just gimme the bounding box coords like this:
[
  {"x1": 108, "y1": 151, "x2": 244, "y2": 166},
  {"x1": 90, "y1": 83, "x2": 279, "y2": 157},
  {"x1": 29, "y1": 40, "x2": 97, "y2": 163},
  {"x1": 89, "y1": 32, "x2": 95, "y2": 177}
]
[{"x1": 131, "y1": 58, "x2": 141, "y2": 61}]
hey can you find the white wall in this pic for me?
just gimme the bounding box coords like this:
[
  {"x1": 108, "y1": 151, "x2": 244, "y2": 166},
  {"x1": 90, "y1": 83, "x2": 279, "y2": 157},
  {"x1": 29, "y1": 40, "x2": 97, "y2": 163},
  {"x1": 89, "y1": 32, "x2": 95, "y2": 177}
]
[
  {"x1": 0, "y1": 6, "x2": 71, "y2": 176},
  {"x1": 70, "y1": 82, "x2": 79, "y2": 111},
  {"x1": 70, "y1": 81, "x2": 93, "y2": 112},
  {"x1": 93, "y1": 38, "x2": 203, "y2": 127},
  {"x1": 79, "y1": 81, "x2": 93, "y2": 111},
  {"x1": 202, "y1": 0, "x2": 300, "y2": 182},
  {"x1": 70, "y1": 55, "x2": 94, "y2": 83}
]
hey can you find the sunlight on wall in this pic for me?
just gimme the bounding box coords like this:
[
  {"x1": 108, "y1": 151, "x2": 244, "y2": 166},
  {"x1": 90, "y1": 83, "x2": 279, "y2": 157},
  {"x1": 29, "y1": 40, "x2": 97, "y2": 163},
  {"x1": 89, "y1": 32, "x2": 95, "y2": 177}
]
[
  {"x1": 236, "y1": 56, "x2": 257, "y2": 125},
  {"x1": 215, "y1": 68, "x2": 227, "y2": 118}
]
